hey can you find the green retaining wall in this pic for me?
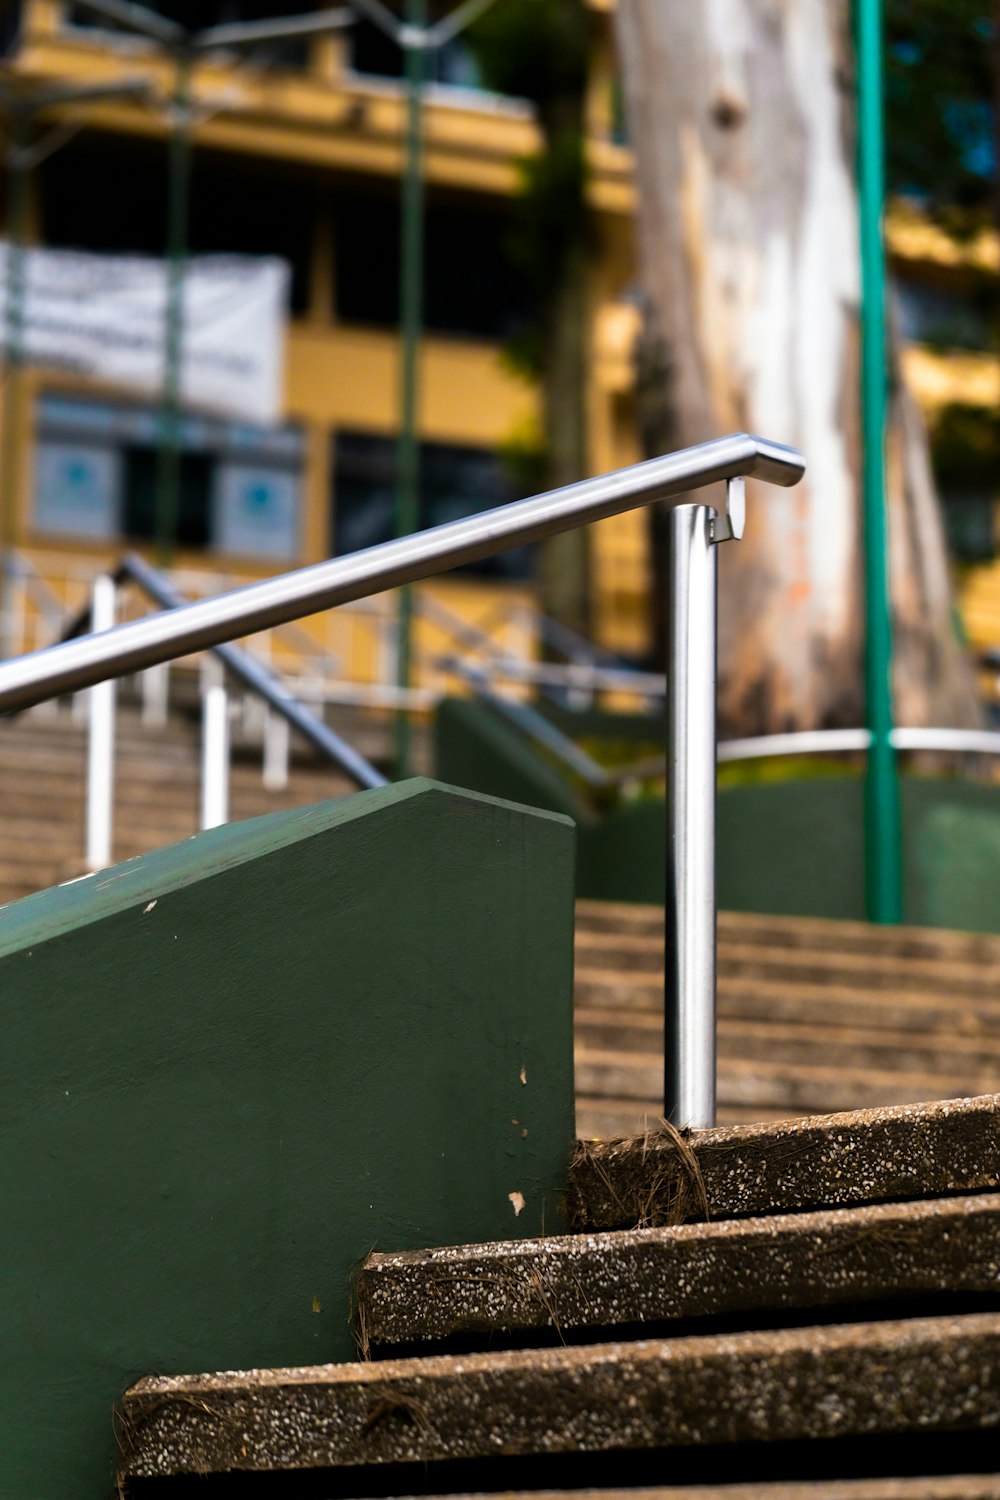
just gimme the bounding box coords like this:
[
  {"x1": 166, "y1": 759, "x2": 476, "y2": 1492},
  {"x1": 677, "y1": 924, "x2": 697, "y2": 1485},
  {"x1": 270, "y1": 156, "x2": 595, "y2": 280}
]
[
  {"x1": 718, "y1": 774, "x2": 1000, "y2": 932},
  {"x1": 0, "y1": 778, "x2": 576, "y2": 1499},
  {"x1": 435, "y1": 698, "x2": 1000, "y2": 932}
]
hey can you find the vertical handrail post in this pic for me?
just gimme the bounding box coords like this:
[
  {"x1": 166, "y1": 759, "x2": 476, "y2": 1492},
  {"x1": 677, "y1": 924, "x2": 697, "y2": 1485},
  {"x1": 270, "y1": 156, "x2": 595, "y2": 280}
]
[
  {"x1": 85, "y1": 574, "x2": 116, "y2": 871},
  {"x1": 201, "y1": 676, "x2": 230, "y2": 830},
  {"x1": 141, "y1": 661, "x2": 170, "y2": 727},
  {"x1": 664, "y1": 502, "x2": 719, "y2": 1130},
  {"x1": 262, "y1": 707, "x2": 290, "y2": 791}
]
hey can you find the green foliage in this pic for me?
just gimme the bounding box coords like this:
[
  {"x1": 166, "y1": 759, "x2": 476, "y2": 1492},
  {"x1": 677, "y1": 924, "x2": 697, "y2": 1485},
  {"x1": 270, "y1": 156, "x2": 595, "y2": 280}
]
[
  {"x1": 503, "y1": 133, "x2": 591, "y2": 377},
  {"x1": 466, "y1": 0, "x2": 592, "y2": 377},
  {"x1": 465, "y1": 0, "x2": 590, "y2": 120},
  {"x1": 927, "y1": 403, "x2": 1000, "y2": 562},
  {"x1": 499, "y1": 421, "x2": 547, "y2": 496},
  {"x1": 886, "y1": 0, "x2": 996, "y2": 214},
  {"x1": 930, "y1": 401, "x2": 1000, "y2": 488},
  {"x1": 718, "y1": 757, "x2": 863, "y2": 790}
]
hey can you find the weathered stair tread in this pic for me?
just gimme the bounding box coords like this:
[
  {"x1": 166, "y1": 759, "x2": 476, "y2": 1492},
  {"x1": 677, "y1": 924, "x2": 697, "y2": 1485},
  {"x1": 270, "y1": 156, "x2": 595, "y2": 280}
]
[
  {"x1": 386, "y1": 1483, "x2": 1000, "y2": 1500},
  {"x1": 578, "y1": 1015, "x2": 1000, "y2": 1073},
  {"x1": 568, "y1": 1093, "x2": 1000, "y2": 1230},
  {"x1": 118, "y1": 1312, "x2": 1000, "y2": 1478},
  {"x1": 578, "y1": 898, "x2": 1000, "y2": 967},
  {"x1": 576, "y1": 927, "x2": 1000, "y2": 998},
  {"x1": 577, "y1": 972, "x2": 1000, "y2": 1031},
  {"x1": 577, "y1": 1097, "x2": 794, "y2": 1138},
  {"x1": 576, "y1": 1048, "x2": 991, "y2": 1114},
  {"x1": 358, "y1": 1191, "x2": 1000, "y2": 1348},
  {"x1": 0, "y1": 707, "x2": 356, "y2": 906}
]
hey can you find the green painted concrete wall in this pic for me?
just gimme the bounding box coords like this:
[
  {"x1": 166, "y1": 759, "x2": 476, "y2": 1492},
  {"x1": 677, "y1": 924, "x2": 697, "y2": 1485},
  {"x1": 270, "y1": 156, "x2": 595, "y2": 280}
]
[
  {"x1": 718, "y1": 774, "x2": 1000, "y2": 933},
  {"x1": 0, "y1": 778, "x2": 576, "y2": 1498},
  {"x1": 435, "y1": 698, "x2": 1000, "y2": 932}
]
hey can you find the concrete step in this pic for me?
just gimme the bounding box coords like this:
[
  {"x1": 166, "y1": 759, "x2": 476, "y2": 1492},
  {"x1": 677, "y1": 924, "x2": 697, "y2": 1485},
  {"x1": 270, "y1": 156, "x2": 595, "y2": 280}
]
[
  {"x1": 0, "y1": 787, "x2": 347, "y2": 849},
  {"x1": 716, "y1": 909, "x2": 1000, "y2": 965},
  {"x1": 578, "y1": 900, "x2": 1000, "y2": 967},
  {"x1": 575, "y1": 1002, "x2": 1000, "y2": 1074},
  {"x1": 576, "y1": 1096, "x2": 795, "y2": 1138},
  {"x1": 117, "y1": 1311, "x2": 1000, "y2": 1480},
  {"x1": 573, "y1": 900, "x2": 1000, "y2": 1131},
  {"x1": 568, "y1": 1093, "x2": 1000, "y2": 1231},
  {"x1": 318, "y1": 1484, "x2": 1000, "y2": 1499},
  {"x1": 577, "y1": 969, "x2": 1000, "y2": 1034},
  {"x1": 576, "y1": 1048, "x2": 992, "y2": 1119},
  {"x1": 358, "y1": 1192, "x2": 1000, "y2": 1350},
  {"x1": 576, "y1": 1008, "x2": 1000, "y2": 1073},
  {"x1": 575, "y1": 928, "x2": 1000, "y2": 1001}
]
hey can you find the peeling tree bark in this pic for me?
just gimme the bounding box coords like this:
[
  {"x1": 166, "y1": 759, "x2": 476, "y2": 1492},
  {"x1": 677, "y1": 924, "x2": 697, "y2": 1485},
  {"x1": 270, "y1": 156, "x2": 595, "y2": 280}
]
[{"x1": 614, "y1": 0, "x2": 980, "y2": 734}]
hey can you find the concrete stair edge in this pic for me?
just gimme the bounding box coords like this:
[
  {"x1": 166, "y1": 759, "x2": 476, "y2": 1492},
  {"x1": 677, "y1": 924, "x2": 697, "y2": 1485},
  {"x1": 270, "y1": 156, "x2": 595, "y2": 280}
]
[
  {"x1": 567, "y1": 1092, "x2": 1000, "y2": 1231},
  {"x1": 117, "y1": 1311, "x2": 1000, "y2": 1479},
  {"x1": 358, "y1": 1191, "x2": 1000, "y2": 1350}
]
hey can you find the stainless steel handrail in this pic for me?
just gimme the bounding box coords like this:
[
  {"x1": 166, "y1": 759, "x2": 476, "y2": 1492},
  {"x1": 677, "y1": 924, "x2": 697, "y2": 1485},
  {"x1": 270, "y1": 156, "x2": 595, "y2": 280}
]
[
  {"x1": 0, "y1": 434, "x2": 803, "y2": 714},
  {"x1": 0, "y1": 433, "x2": 806, "y2": 1129}
]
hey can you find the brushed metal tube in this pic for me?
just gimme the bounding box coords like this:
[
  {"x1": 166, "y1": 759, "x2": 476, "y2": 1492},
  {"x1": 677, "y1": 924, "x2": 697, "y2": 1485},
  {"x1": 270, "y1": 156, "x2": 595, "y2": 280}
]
[
  {"x1": 665, "y1": 504, "x2": 717, "y2": 1131},
  {"x1": 263, "y1": 708, "x2": 290, "y2": 791},
  {"x1": 200, "y1": 683, "x2": 230, "y2": 831},
  {"x1": 114, "y1": 552, "x2": 386, "y2": 792},
  {"x1": 85, "y1": 575, "x2": 116, "y2": 871},
  {"x1": 0, "y1": 434, "x2": 804, "y2": 716}
]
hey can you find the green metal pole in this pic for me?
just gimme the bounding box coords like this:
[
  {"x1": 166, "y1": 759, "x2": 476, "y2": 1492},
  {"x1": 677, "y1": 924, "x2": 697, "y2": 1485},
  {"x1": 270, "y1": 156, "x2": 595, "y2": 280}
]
[
  {"x1": 857, "y1": 0, "x2": 903, "y2": 923},
  {"x1": 1, "y1": 108, "x2": 29, "y2": 659},
  {"x1": 394, "y1": 0, "x2": 427, "y2": 780},
  {"x1": 155, "y1": 49, "x2": 192, "y2": 567}
]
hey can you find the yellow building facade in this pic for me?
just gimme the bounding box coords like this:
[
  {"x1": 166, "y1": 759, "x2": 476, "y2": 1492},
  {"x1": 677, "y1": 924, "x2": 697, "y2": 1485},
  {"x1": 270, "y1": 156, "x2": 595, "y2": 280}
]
[
  {"x1": 2, "y1": 1, "x2": 998, "y2": 685},
  {"x1": 888, "y1": 201, "x2": 1000, "y2": 657},
  {"x1": 0, "y1": 0, "x2": 650, "y2": 684}
]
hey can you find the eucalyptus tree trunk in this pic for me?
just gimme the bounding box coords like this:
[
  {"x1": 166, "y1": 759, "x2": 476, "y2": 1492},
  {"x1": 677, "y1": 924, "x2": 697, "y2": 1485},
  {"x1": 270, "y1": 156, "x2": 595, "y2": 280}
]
[{"x1": 615, "y1": 0, "x2": 980, "y2": 734}]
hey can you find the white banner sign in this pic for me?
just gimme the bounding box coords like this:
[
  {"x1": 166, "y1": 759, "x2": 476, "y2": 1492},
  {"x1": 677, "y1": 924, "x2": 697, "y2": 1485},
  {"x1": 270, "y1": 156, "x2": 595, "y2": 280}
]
[{"x1": 0, "y1": 244, "x2": 290, "y2": 426}]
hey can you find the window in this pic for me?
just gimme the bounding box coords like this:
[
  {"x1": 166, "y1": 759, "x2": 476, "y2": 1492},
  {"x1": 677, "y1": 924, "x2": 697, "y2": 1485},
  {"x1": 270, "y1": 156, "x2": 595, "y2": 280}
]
[
  {"x1": 40, "y1": 141, "x2": 315, "y2": 314},
  {"x1": 34, "y1": 394, "x2": 304, "y2": 560},
  {"x1": 348, "y1": 16, "x2": 482, "y2": 89},
  {"x1": 332, "y1": 431, "x2": 532, "y2": 580},
  {"x1": 896, "y1": 279, "x2": 993, "y2": 352},
  {"x1": 64, "y1": 1, "x2": 315, "y2": 60},
  {"x1": 939, "y1": 491, "x2": 996, "y2": 563},
  {"x1": 0, "y1": 1, "x2": 23, "y2": 57},
  {"x1": 334, "y1": 192, "x2": 528, "y2": 340},
  {"x1": 121, "y1": 447, "x2": 213, "y2": 550},
  {"x1": 929, "y1": 401, "x2": 1000, "y2": 562}
]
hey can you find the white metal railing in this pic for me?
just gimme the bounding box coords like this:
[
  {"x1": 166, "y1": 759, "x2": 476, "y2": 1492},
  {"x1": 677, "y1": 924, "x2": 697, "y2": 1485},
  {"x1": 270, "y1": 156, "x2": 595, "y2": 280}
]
[
  {"x1": 0, "y1": 435, "x2": 806, "y2": 1129},
  {"x1": 74, "y1": 554, "x2": 387, "y2": 869},
  {"x1": 457, "y1": 689, "x2": 1000, "y2": 796}
]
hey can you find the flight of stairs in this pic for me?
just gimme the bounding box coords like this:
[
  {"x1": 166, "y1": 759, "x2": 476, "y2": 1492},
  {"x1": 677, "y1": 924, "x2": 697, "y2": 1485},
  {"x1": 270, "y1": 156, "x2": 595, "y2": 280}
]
[
  {"x1": 3, "y1": 711, "x2": 999, "y2": 1137},
  {"x1": 7, "y1": 707, "x2": 999, "y2": 1491},
  {"x1": 0, "y1": 702, "x2": 358, "y2": 907},
  {"x1": 115, "y1": 1091, "x2": 1000, "y2": 1494},
  {"x1": 576, "y1": 900, "x2": 1000, "y2": 1136}
]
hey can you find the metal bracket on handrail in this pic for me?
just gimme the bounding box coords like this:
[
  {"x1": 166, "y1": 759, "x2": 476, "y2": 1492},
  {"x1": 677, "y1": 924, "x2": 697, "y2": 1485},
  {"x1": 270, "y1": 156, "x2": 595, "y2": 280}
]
[{"x1": 711, "y1": 476, "x2": 746, "y2": 545}]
